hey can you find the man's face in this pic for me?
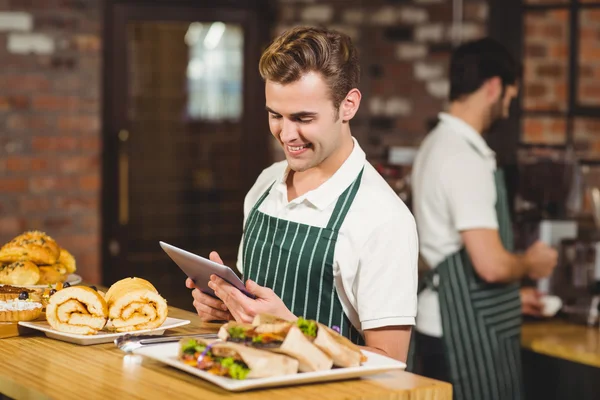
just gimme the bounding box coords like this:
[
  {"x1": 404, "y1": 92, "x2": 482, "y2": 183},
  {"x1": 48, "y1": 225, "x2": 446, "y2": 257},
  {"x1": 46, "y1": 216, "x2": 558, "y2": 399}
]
[{"x1": 265, "y1": 72, "x2": 345, "y2": 173}]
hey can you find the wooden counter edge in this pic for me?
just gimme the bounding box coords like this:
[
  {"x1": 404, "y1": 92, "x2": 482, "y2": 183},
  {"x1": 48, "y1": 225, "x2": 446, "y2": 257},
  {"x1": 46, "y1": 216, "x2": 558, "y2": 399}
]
[
  {"x1": 0, "y1": 374, "x2": 53, "y2": 400},
  {"x1": 522, "y1": 321, "x2": 600, "y2": 369}
]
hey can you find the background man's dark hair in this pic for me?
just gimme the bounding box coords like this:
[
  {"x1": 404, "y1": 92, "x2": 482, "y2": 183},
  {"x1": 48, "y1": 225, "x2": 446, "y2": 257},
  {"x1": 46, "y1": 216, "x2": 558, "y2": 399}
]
[{"x1": 449, "y1": 37, "x2": 520, "y2": 102}]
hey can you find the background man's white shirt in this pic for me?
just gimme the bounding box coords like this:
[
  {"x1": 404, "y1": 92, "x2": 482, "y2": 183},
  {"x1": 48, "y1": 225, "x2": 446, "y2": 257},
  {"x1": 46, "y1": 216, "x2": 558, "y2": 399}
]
[{"x1": 412, "y1": 113, "x2": 498, "y2": 337}]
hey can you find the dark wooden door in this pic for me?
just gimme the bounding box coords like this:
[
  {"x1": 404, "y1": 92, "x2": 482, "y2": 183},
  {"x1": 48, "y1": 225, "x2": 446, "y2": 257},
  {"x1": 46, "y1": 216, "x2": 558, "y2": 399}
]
[{"x1": 102, "y1": 1, "x2": 271, "y2": 310}]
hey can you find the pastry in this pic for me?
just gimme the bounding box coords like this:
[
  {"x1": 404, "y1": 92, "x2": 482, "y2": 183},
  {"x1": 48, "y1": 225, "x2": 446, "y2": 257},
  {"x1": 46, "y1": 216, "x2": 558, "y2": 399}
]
[
  {"x1": 37, "y1": 264, "x2": 68, "y2": 285},
  {"x1": 0, "y1": 261, "x2": 40, "y2": 286},
  {"x1": 0, "y1": 285, "x2": 39, "y2": 301},
  {"x1": 58, "y1": 248, "x2": 76, "y2": 274},
  {"x1": 105, "y1": 277, "x2": 168, "y2": 332},
  {"x1": 46, "y1": 286, "x2": 108, "y2": 335},
  {"x1": 0, "y1": 231, "x2": 60, "y2": 265},
  {"x1": 0, "y1": 298, "x2": 43, "y2": 322}
]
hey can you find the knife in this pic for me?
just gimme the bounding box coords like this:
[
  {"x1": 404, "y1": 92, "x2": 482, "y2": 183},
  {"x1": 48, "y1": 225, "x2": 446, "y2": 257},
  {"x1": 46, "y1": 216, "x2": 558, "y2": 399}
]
[{"x1": 115, "y1": 333, "x2": 219, "y2": 352}]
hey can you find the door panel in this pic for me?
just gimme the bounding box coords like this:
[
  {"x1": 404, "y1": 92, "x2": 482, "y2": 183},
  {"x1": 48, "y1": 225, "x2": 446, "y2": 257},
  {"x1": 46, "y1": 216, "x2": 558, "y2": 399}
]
[{"x1": 102, "y1": 2, "x2": 271, "y2": 310}]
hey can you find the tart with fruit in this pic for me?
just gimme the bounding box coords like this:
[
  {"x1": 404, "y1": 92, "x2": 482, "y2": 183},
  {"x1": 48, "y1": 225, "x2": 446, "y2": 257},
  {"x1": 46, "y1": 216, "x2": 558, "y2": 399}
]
[
  {"x1": 0, "y1": 289, "x2": 43, "y2": 322},
  {"x1": 0, "y1": 285, "x2": 40, "y2": 301}
]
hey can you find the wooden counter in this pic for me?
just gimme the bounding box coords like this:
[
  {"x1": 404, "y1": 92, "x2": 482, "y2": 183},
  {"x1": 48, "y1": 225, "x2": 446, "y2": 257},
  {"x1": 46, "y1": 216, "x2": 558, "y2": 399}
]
[
  {"x1": 521, "y1": 319, "x2": 600, "y2": 399},
  {"x1": 0, "y1": 306, "x2": 451, "y2": 400},
  {"x1": 522, "y1": 319, "x2": 600, "y2": 368}
]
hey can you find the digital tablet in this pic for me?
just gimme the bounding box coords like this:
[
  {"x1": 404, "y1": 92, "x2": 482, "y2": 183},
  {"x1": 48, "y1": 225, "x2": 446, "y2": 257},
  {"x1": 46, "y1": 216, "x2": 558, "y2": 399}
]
[{"x1": 159, "y1": 241, "x2": 256, "y2": 299}]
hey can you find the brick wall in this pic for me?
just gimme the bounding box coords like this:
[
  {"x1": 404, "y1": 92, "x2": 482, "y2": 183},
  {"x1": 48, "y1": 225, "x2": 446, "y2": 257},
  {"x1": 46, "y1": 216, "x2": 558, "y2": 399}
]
[
  {"x1": 0, "y1": 0, "x2": 487, "y2": 283},
  {"x1": 0, "y1": 0, "x2": 102, "y2": 283},
  {"x1": 575, "y1": 8, "x2": 600, "y2": 158},
  {"x1": 522, "y1": 6, "x2": 600, "y2": 157},
  {"x1": 271, "y1": 0, "x2": 488, "y2": 160}
]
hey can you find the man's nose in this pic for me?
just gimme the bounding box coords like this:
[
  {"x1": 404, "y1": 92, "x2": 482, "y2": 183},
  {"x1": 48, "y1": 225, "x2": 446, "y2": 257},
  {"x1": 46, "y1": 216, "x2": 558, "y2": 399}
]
[{"x1": 279, "y1": 118, "x2": 299, "y2": 143}]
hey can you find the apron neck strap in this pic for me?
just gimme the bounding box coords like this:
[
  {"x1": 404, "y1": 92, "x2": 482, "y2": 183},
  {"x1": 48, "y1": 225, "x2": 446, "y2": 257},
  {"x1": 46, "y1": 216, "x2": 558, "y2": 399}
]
[
  {"x1": 251, "y1": 181, "x2": 275, "y2": 213},
  {"x1": 326, "y1": 168, "x2": 364, "y2": 231},
  {"x1": 250, "y1": 167, "x2": 365, "y2": 231}
]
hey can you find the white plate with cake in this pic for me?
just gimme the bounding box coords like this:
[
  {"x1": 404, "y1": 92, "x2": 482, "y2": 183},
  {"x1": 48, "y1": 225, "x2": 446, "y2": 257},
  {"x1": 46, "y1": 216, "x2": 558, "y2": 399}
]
[
  {"x1": 19, "y1": 277, "x2": 189, "y2": 345},
  {"x1": 6, "y1": 273, "x2": 83, "y2": 289},
  {"x1": 19, "y1": 316, "x2": 191, "y2": 345}
]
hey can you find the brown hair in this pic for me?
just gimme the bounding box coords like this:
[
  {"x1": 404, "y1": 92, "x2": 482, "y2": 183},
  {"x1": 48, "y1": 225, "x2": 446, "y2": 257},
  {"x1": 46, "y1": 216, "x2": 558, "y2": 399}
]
[{"x1": 259, "y1": 26, "x2": 360, "y2": 110}]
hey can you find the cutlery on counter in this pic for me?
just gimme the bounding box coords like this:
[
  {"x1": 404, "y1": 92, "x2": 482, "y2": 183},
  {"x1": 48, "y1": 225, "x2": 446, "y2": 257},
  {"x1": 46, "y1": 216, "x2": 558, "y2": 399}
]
[{"x1": 115, "y1": 333, "x2": 219, "y2": 352}]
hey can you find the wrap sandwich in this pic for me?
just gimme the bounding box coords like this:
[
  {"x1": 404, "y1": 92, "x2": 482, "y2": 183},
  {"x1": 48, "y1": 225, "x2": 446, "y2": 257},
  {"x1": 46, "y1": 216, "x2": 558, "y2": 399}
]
[
  {"x1": 251, "y1": 314, "x2": 367, "y2": 367},
  {"x1": 294, "y1": 317, "x2": 367, "y2": 367},
  {"x1": 179, "y1": 337, "x2": 298, "y2": 379},
  {"x1": 218, "y1": 320, "x2": 333, "y2": 372}
]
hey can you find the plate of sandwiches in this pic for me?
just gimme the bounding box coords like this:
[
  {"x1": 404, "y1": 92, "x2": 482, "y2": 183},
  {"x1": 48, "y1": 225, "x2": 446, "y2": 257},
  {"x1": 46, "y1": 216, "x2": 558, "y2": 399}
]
[
  {"x1": 132, "y1": 314, "x2": 406, "y2": 391},
  {"x1": 0, "y1": 231, "x2": 82, "y2": 289},
  {"x1": 19, "y1": 277, "x2": 190, "y2": 345}
]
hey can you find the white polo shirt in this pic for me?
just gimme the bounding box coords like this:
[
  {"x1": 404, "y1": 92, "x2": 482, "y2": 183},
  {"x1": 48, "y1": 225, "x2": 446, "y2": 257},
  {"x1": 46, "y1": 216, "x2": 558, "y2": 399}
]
[
  {"x1": 236, "y1": 138, "x2": 418, "y2": 331},
  {"x1": 411, "y1": 113, "x2": 499, "y2": 337}
]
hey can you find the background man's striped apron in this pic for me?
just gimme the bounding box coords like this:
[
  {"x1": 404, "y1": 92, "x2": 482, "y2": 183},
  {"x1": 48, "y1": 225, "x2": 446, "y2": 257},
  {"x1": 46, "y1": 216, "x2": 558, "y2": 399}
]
[
  {"x1": 409, "y1": 168, "x2": 523, "y2": 400},
  {"x1": 242, "y1": 169, "x2": 365, "y2": 345}
]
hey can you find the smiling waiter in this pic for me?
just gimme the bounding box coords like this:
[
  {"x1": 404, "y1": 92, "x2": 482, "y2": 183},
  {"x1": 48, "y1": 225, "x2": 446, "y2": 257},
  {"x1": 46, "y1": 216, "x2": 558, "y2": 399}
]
[
  {"x1": 185, "y1": 26, "x2": 418, "y2": 361},
  {"x1": 409, "y1": 38, "x2": 557, "y2": 399}
]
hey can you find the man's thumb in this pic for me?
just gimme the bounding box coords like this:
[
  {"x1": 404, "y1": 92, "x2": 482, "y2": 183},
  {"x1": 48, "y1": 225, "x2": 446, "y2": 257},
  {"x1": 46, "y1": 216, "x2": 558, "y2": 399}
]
[{"x1": 246, "y1": 279, "x2": 268, "y2": 296}]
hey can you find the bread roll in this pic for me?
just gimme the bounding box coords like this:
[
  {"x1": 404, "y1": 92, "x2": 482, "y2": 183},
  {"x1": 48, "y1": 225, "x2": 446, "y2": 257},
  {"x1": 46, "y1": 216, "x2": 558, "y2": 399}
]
[
  {"x1": 0, "y1": 231, "x2": 60, "y2": 265},
  {"x1": 46, "y1": 286, "x2": 108, "y2": 335},
  {"x1": 105, "y1": 277, "x2": 168, "y2": 332},
  {"x1": 37, "y1": 264, "x2": 68, "y2": 285},
  {"x1": 58, "y1": 248, "x2": 76, "y2": 274},
  {"x1": 0, "y1": 261, "x2": 40, "y2": 286}
]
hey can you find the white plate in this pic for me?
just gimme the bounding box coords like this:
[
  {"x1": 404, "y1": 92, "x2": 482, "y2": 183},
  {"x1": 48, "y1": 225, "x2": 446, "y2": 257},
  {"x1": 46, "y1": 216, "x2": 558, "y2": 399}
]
[
  {"x1": 18, "y1": 317, "x2": 190, "y2": 345},
  {"x1": 133, "y1": 343, "x2": 406, "y2": 392},
  {"x1": 0, "y1": 274, "x2": 83, "y2": 289}
]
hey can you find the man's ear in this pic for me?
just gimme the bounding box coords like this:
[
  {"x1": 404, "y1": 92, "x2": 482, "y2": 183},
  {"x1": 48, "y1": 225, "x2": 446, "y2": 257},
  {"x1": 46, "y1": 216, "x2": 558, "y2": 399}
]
[
  {"x1": 340, "y1": 88, "x2": 361, "y2": 122},
  {"x1": 485, "y1": 77, "x2": 503, "y2": 103}
]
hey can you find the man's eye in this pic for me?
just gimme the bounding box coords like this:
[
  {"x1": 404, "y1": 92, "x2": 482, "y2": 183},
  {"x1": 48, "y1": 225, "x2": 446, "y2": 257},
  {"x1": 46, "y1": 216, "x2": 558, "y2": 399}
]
[
  {"x1": 298, "y1": 118, "x2": 313, "y2": 124},
  {"x1": 270, "y1": 114, "x2": 282, "y2": 119}
]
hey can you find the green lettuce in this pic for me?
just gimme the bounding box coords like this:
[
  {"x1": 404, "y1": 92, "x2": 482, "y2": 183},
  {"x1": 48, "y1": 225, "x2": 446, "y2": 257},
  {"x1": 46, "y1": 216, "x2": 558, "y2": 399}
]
[
  {"x1": 220, "y1": 357, "x2": 250, "y2": 380},
  {"x1": 228, "y1": 326, "x2": 246, "y2": 340},
  {"x1": 296, "y1": 317, "x2": 317, "y2": 337},
  {"x1": 252, "y1": 334, "x2": 263, "y2": 343},
  {"x1": 181, "y1": 339, "x2": 206, "y2": 355}
]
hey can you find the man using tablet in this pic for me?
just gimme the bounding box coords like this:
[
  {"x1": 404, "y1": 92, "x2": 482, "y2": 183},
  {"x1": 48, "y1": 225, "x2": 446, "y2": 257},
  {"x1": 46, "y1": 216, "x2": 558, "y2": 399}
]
[{"x1": 186, "y1": 26, "x2": 417, "y2": 361}]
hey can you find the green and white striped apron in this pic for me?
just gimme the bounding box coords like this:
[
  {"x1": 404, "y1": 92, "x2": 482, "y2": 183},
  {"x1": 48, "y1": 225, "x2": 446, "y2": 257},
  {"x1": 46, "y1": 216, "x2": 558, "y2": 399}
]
[
  {"x1": 242, "y1": 169, "x2": 365, "y2": 345},
  {"x1": 409, "y1": 168, "x2": 523, "y2": 400}
]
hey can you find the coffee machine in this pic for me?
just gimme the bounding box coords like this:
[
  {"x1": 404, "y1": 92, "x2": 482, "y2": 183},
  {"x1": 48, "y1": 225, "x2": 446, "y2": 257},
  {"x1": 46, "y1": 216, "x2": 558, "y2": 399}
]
[
  {"x1": 513, "y1": 144, "x2": 599, "y2": 323},
  {"x1": 537, "y1": 220, "x2": 578, "y2": 294}
]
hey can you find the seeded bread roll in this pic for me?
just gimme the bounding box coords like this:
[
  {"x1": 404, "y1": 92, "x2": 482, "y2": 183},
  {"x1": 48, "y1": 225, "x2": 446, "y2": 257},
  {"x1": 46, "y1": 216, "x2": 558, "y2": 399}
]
[
  {"x1": 37, "y1": 264, "x2": 68, "y2": 285},
  {"x1": 0, "y1": 261, "x2": 40, "y2": 286},
  {"x1": 0, "y1": 231, "x2": 60, "y2": 265},
  {"x1": 58, "y1": 248, "x2": 76, "y2": 274}
]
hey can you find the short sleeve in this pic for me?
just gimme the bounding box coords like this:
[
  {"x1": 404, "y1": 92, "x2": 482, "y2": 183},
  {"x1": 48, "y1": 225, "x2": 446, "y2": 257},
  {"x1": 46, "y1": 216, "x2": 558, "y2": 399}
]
[{"x1": 356, "y1": 213, "x2": 418, "y2": 330}]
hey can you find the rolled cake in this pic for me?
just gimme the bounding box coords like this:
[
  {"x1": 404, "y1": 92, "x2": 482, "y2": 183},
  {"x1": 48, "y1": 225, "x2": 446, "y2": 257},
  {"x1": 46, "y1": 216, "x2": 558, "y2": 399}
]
[
  {"x1": 46, "y1": 286, "x2": 108, "y2": 335},
  {"x1": 105, "y1": 277, "x2": 168, "y2": 332}
]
